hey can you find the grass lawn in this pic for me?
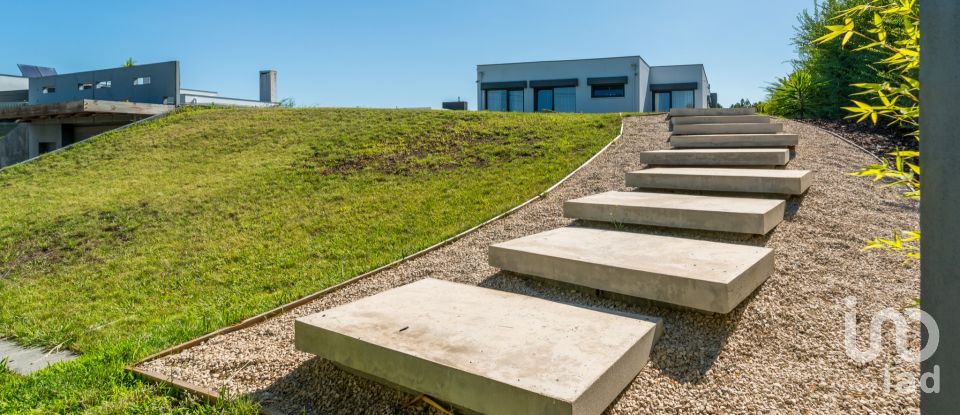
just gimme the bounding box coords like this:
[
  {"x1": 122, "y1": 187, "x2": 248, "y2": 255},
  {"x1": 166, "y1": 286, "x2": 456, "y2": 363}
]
[{"x1": 0, "y1": 107, "x2": 621, "y2": 413}]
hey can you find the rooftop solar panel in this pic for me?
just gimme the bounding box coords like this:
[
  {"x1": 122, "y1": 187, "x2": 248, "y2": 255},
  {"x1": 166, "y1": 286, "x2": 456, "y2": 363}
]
[{"x1": 17, "y1": 64, "x2": 58, "y2": 78}]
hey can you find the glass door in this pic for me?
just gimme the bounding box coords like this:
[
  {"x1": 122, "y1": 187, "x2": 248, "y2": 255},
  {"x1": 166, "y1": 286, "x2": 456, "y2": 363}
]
[
  {"x1": 553, "y1": 87, "x2": 576, "y2": 112},
  {"x1": 536, "y1": 89, "x2": 554, "y2": 112},
  {"x1": 654, "y1": 92, "x2": 671, "y2": 112},
  {"x1": 671, "y1": 90, "x2": 695, "y2": 109}
]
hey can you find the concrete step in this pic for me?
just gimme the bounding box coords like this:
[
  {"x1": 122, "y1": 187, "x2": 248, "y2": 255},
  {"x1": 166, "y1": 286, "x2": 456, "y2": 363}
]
[
  {"x1": 296, "y1": 278, "x2": 661, "y2": 415},
  {"x1": 626, "y1": 167, "x2": 812, "y2": 195},
  {"x1": 669, "y1": 107, "x2": 756, "y2": 117},
  {"x1": 671, "y1": 133, "x2": 799, "y2": 148},
  {"x1": 564, "y1": 191, "x2": 785, "y2": 234},
  {"x1": 671, "y1": 115, "x2": 770, "y2": 125},
  {"x1": 639, "y1": 149, "x2": 790, "y2": 167},
  {"x1": 489, "y1": 227, "x2": 774, "y2": 313},
  {"x1": 673, "y1": 123, "x2": 783, "y2": 135}
]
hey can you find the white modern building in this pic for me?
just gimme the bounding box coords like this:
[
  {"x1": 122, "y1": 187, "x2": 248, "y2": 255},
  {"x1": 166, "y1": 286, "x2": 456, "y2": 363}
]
[{"x1": 476, "y1": 56, "x2": 716, "y2": 113}]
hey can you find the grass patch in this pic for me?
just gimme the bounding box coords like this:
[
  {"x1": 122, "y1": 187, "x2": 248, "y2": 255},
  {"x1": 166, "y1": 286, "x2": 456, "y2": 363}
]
[{"x1": 0, "y1": 107, "x2": 621, "y2": 413}]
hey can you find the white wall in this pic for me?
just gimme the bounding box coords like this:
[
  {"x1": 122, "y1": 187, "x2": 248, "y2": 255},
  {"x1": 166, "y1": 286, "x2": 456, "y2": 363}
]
[
  {"x1": 180, "y1": 94, "x2": 276, "y2": 107},
  {"x1": 0, "y1": 75, "x2": 28, "y2": 92},
  {"x1": 477, "y1": 56, "x2": 648, "y2": 113}
]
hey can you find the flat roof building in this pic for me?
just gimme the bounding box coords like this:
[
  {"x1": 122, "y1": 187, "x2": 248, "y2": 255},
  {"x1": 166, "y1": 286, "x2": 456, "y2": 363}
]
[{"x1": 476, "y1": 56, "x2": 716, "y2": 113}]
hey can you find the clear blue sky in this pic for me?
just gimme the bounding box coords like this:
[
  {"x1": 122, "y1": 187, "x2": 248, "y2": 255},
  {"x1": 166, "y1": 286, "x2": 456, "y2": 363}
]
[{"x1": 5, "y1": 0, "x2": 815, "y2": 109}]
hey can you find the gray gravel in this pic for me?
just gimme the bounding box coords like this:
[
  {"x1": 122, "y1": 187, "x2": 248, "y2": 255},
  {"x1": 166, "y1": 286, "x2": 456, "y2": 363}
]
[{"x1": 140, "y1": 115, "x2": 920, "y2": 414}]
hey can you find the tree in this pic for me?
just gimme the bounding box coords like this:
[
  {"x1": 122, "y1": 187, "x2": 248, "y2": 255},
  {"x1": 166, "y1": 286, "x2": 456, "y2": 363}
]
[
  {"x1": 793, "y1": 0, "x2": 890, "y2": 119},
  {"x1": 815, "y1": 0, "x2": 920, "y2": 259},
  {"x1": 123, "y1": 58, "x2": 136, "y2": 68},
  {"x1": 730, "y1": 98, "x2": 753, "y2": 108}
]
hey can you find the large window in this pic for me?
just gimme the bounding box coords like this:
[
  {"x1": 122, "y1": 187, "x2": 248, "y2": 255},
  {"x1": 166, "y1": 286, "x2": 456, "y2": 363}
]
[
  {"x1": 591, "y1": 84, "x2": 625, "y2": 98},
  {"x1": 485, "y1": 89, "x2": 523, "y2": 112},
  {"x1": 653, "y1": 89, "x2": 696, "y2": 111},
  {"x1": 672, "y1": 90, "x2": 695, "y2": 109},
  {"x1": 535, "y1": 87, "x2": 576, "y2": 112}
]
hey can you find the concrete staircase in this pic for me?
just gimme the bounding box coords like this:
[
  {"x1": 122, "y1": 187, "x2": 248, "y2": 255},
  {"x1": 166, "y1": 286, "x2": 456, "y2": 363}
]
[
  {"x1": 626, "y1": 167, "x2": 811, "y2": 195},
  {"x1": 564, "y1": 191, "x2": 785, "y2": 234},
  {"x1": 639, "y1": 149, "x2": 790, "y2": 166},
  {"x1": 294, "y1": 108, "x2": 813, "y2": 414}
]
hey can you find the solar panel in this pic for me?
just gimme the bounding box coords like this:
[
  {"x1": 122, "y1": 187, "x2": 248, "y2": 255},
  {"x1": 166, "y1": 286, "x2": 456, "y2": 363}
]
[
  {"x1": 17, "y1": 64, "x2": 58, "y2": 78},
  {"x1": 37, "y1": 66, "x2": 57, "y2": 77}
]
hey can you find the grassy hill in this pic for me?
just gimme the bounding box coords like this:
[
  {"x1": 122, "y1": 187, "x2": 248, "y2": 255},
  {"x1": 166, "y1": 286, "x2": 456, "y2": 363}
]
[{"x1": 0, "y1": 107, "x2": 621, "y2": 413}]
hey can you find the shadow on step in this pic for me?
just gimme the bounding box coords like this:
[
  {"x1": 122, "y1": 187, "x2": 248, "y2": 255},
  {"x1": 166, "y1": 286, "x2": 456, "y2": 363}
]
[
  {"x1": 566, "y1": 218, "x2": 772, "y2": 247},
  {"x1": 480, "y1": 270, "x2": 747, "y2": 385}
]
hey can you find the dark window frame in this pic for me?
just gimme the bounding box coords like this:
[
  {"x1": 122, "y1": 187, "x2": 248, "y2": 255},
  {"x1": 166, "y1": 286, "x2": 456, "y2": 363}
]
[
  {"x1": 653, "y1": 89, "x2": 697, "y2": 110},
  {"x1": 591, "y1": 84, "x2": 625, "y2": 98},
  {"x1": 484, "y1": 88, "x2": 524, "y2": 112},
  {"x1": 533, "y1": 86, "x2": 577, "y2": 112}
]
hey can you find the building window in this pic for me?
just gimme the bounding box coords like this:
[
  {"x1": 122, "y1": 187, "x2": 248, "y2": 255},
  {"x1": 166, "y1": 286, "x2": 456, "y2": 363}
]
[
  {"x1": 133, "y1": 77, "x2": 151, "y2": 86},
  {"x1": 591, "y1": 84, "x2": 625, "y2": 98},
  {"x1": 96, "y1": 81, "x2": 112, "y2": 89},
  {"x1": 41, "y1": 86, "x2": 56, "y2": 94},
  {"x1": 485, "y1": 89, "x2": 523, "y2": 112},
  {"x1": 534, "y1": 87, "x2": 576, "y2": 112},
  {"x1": 78, "y1": 83, "x2": 93, "y2": 91},
  {"x1": 653, "y1": 90, "x2": 696, "y2": 111}
]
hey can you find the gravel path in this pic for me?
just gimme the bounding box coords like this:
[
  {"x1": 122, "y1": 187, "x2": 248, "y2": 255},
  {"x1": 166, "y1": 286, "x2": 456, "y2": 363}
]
[{"x1": 140, "y1": 115, "x2": 920, "y2": 414}]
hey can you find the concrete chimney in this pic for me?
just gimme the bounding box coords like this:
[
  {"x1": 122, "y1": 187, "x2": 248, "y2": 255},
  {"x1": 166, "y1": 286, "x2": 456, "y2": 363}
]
[{"x1": 259, "y1": 70, "x2": 277, "y2": 103}]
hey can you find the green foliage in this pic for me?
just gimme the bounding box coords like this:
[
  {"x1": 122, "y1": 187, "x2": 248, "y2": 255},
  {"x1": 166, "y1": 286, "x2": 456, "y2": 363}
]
[
  {"x1": 763, "y1": 69, "x2": 825, "y2": 119},
  {"x1": 278, "y1": 97, "x2": 295, "y2": 107},
  {"x1": 792, "y1": 0, "x2": 892, "y2": 119},
  {"x1": 815, "y1": 0, "x2": 919, "y2": 259},
  {"x1": 0, "y1": 108, "x2": 621, "y2": 412},
  {"x1": 123, "y1": 57, "x2": 136, "y2": 68}
]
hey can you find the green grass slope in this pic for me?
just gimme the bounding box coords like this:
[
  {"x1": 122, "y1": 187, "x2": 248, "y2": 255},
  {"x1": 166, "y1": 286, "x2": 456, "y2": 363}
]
[{"x1": 0, "y1": 107, "x2": 621, "y2": 413}]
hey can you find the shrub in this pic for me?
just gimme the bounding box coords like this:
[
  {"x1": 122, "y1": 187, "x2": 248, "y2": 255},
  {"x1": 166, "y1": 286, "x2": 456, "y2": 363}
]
[
  {"x1": 815, "y1": 0, "x2": 919, "y2": 259},
  {"x1": 763, "y1": 69, "x2": 825, "y2": 119}
]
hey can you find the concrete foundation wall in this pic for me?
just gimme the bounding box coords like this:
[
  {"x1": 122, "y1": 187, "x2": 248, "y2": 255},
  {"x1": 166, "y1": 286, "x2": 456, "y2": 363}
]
[{"x1": 0, "y1": 123, "x2": 30, "y2": 167}]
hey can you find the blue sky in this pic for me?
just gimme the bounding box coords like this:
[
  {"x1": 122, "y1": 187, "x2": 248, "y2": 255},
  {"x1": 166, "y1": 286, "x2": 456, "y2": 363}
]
[{"x1": 5, "y1": 0, "x2": 814, "y2": 109}]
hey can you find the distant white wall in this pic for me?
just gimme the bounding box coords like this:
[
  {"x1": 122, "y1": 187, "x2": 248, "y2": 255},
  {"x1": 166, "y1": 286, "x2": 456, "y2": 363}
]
[
  {"x1": 0, "y1": 75, "x2": 28, "y2": 92},
  {"x1": 477, "y1": 56, "x2": 648, "y2": 113},
  {"x1": 180, "y1": 94, "x2": 276, "y2": 107},
  {"x1": 180, "y1": 88, "x2": 218, "y2": 97}
]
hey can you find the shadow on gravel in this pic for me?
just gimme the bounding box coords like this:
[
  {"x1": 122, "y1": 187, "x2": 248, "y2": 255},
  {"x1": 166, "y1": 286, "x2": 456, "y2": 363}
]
[
  {"x1": 251, "y1": 358, "x2": 432, "y2": 415},
  {"x1": 481, "y1": 266, "x2": 749, "y2": 385},
  {"x1": 479, "y1": 218, "x2": 776, "y2": 384}
]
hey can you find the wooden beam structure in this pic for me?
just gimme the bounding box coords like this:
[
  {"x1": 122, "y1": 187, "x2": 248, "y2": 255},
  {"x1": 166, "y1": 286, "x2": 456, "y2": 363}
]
[{"x1": 0, "y1": 100, "x2": 173, "y2": 122}]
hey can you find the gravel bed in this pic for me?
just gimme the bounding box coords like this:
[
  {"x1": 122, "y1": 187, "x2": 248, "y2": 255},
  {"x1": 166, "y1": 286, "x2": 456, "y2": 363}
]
[
  {"x1": 140, "y1": 115, "x2": 920, "y2": 414},
  {"x1": 798, "y1": 118, "x2": 917, "y2": 159}
]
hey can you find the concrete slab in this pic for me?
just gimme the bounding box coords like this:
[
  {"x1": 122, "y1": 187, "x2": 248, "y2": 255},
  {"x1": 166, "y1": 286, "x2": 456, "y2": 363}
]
[
  {"x1": 639, "y1": 149, "x2": 790, "y2": 166},
  {"x1": 295, "y1": 278, "x2": 660, "y2": 415},
  {"x1": 672, "y1": 123, "x2": 783, "y2": 135},
  {"x1": 671, "y1": 115, "x2": 770, "y2": 125},
  {"x1": 0, "y1": 338, "x2": 76, "y2": 375},
  {"x1": 489, "y1": 227, "x2": 774, "y2": 313},
  {"x1": 564, "y1": 191, "x2": 785, "y2": 234},
  {"x1": 670, "y1": 134, "x2": 799, "y2": 148},
  {"x1": 626, "y1": 167, "x2": 812, "y2": 195},
  {"x1": 669, "y1": 108, "x2": 756, "y2": 117}
]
